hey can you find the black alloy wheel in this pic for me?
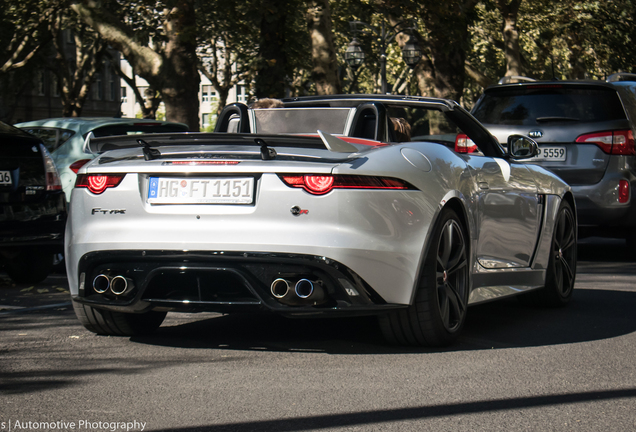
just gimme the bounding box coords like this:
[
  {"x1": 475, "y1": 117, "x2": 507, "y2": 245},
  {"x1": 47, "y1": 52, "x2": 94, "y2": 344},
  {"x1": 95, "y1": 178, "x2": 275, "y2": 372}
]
[
  {"x1": 545, "y1": 201, "x2": 577, "y2": 305},
  {"x1": 435, "y1": 216, "x2": 469, "y2": 333},
  {"x1": 520, "y1": 200, "x2": 576, "y2": 307},
  {"x1": 379, "y1": 208, "x2": 469, "y2": 346}
]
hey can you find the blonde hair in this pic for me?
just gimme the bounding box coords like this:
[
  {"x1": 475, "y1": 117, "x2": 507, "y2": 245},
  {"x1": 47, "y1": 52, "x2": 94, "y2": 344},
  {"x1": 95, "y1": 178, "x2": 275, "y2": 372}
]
[{"x1": 252, "y1": 98, "x2": 284, "y2": 108}]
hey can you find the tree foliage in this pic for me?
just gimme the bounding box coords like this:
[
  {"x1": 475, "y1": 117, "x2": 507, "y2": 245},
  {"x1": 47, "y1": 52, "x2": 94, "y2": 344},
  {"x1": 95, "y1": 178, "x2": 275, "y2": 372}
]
[{"x1": 2, "y1": 0, "x2": 635, "y2": 124}]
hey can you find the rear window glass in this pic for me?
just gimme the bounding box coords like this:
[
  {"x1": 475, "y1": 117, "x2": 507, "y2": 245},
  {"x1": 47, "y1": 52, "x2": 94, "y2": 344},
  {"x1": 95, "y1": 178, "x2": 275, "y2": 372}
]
[
  {"x1": 473, "y1": 86, "x2": 626, "y2": 126},
  {"x1": 18, "y1": 128, "x2": 74, "y2": 152},
  {"x1": 91, "y1": 124, "x2": 188, "y2": 137},
  {"x1": 0, "y1": 122, "x2": 27, "y2": 135}
]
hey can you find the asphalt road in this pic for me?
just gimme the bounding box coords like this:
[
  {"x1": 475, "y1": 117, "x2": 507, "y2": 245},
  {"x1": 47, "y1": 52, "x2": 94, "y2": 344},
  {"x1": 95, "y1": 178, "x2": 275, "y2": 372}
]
[{"x1": 1, "y1": 237, "x2": 635, "y2": 432}]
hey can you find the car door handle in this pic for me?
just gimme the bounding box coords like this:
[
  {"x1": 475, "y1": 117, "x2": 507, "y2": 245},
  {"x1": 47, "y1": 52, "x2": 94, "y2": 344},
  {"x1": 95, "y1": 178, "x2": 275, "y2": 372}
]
[{"x1": 479, "y1": 182, "x2": 489, "y2": 190}]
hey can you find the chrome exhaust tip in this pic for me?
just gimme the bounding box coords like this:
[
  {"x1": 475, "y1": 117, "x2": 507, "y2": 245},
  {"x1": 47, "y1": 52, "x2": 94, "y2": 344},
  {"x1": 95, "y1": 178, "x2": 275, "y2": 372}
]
[
  {"x1": 295, "y1": 279, "x2": 314, "y2": 299},
  {"x1": 110, "y1": 275, "x2": 134, "y2": 296},
  {"x1": 93, "y1": 274, "x2": 110, "y2": 294},
  {"x1": 271, "y1": 278, "x2": 291, "y2": 299}
]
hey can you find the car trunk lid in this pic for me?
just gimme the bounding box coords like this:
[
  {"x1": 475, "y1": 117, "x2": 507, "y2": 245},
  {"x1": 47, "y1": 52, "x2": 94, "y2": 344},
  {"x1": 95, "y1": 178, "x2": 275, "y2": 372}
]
[{"x1": 472, "y1": 84, "x2": 631, "y2": 186}]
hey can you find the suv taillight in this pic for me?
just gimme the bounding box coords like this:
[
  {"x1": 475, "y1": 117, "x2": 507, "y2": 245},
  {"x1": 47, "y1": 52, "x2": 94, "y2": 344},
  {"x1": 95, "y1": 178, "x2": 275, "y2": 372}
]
[
  {"x1": 575, "y1": 130, "x2": 635, "y2": 155},
  {"x1": 619, "y1": 180, "x2": 630, "y2": 203},
  {"x1": 455, "y1": 134, "x2": 478, "y2": 153},
  {"x1": 40, "y1": 144, "x2": 62, "y2": 191}
]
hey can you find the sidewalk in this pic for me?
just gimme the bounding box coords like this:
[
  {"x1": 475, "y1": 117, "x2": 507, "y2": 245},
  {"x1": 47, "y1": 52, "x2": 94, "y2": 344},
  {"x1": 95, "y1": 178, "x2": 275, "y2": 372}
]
[{"x1": 0, "y1": 271, "x2": 71, "y2": 313}]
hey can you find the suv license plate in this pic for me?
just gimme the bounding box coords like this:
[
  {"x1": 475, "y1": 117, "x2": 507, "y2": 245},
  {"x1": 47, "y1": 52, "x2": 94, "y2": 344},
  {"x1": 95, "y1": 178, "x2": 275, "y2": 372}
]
[
  {"x1": 532, "y1": 146, "x2": 566, "y2": 161},
  {"x1": 0, "y1": 171, "x2": 12, "y2": 185},
  {"x1": 148, "y1": 177, "x2": 254, "y2": 204}
]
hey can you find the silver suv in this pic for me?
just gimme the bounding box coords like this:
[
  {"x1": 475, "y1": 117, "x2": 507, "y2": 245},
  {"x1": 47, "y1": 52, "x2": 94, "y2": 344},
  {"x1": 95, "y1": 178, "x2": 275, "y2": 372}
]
[{"x1": 471, "y1": 74, "x2": 636, "y2": 246}]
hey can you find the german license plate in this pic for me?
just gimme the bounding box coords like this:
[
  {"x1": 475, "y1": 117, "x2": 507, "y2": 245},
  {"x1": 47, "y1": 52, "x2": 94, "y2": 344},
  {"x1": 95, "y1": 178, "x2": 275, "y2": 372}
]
[
  {"x1": 532, "y1": 146, "x2": 566, "y2": 161},
  {"x1": 0, "y1": 171, "x2": 12, "y2": 185},
  {"x1": 147, "y1": 177, "x2": 254, "y2": 204}
]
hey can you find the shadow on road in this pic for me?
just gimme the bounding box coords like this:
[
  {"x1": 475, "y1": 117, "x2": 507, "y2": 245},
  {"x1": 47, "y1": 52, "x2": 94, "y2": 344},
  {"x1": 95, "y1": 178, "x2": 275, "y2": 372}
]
[
  {"x1": 149, "y1": 388, "x2": 636, "y2": 432},
  {"x1": 129, "y1": 285, "x2": 636, "y2": 354},
  {"x1": 127, "y1": 237, "x2": 636, "y2": 354}
]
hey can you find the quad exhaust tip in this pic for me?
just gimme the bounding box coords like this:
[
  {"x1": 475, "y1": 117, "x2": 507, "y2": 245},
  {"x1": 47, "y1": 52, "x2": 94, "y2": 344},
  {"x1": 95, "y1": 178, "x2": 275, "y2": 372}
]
[
  {"x1": 93, "y1": 274, "x2": 110, "y2": 294},
  {"x1": 270, "y1": 277, "x2": 325, "y2": 306},
  {"x1": 92, "y1": 274, "x2": 134, "y2": 296}
]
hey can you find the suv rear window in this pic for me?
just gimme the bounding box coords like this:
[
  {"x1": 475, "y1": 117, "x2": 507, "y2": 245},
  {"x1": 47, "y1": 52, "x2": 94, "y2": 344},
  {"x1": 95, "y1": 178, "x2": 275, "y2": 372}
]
[{"x1": 473, "y1": 86, "x2": 626, "y2": 126}]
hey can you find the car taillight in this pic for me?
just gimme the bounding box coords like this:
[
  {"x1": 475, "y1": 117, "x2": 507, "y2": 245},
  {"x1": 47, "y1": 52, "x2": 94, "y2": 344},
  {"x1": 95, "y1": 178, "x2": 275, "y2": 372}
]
[
  {"x1": 279, "y1": 175, "x2": 414, "y2": 195},
  {"x1": 75, "y1": 174, "x2": 125, "y2": 194},
  {"x1": 455, "y1": 134, "x2": 478, "y2": 153},
  {"x1": 40, "y1": 144, "x2": 62, "y2": 191},
  {"x1": 619, "y1": 180, "x2": 630, "y2": 203},
  {"x1": 575, "y1": 130, "x2": 635, "y2": 155},
  {"x1": 69, "y1": 159, "x2": 92, "y2": 174}
]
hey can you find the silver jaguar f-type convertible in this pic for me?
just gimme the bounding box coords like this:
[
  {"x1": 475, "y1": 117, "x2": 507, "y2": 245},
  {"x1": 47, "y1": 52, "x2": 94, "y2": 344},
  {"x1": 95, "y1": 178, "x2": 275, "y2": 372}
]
[{"x1": 65, "y1": 95, "x2": 577, "y2": 346}]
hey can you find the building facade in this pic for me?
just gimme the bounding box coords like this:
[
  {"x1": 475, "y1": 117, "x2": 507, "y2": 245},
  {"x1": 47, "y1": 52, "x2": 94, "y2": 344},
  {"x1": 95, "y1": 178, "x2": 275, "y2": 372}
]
[{"x1": 119, "y1": 60, "x2": 248, "y2": 131}]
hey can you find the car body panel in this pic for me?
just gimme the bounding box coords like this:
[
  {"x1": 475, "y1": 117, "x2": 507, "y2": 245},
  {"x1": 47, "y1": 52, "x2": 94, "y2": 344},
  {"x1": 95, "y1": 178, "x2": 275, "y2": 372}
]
[{"x1": 64, "y1": 96, "x2": 574, "y2": 333}]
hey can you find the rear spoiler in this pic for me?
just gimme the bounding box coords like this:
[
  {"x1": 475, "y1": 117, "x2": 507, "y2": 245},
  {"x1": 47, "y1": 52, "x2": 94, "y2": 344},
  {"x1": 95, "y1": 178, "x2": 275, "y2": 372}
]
[{"x1": 83, "y1": 131, "x2": 368, "y2": 156}]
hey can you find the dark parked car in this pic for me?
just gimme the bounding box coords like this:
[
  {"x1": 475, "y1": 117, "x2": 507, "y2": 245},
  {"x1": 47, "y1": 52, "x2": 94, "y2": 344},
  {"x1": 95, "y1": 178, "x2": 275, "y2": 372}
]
[
  {"x1": 0, "y1": 121, "x2": 67, "y2": 283},
  {"x1": 470, "y1": 73, "x2": 636, "y2": 244}
]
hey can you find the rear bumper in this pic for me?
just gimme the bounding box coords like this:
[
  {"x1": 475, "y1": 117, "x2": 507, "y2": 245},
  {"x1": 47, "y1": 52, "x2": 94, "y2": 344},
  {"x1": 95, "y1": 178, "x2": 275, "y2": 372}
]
[
  {"x1": 71, "y1": 250, "x2": 404, "y2": 317},
  {"x1": 571, "y1": 171, "x2": 636, "y2": 231},
  {"x1": 0, "y1": 192, "x2": 67, "y2": 251}
]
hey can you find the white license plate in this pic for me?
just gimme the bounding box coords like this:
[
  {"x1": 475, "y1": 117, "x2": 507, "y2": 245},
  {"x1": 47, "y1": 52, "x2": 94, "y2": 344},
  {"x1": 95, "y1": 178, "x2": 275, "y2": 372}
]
[
  {"x1": 532, "y1": 146, "x2": 566, "y2": 161},
  {"x1": 0, "y1": 171, "x2": 12, "y2": 185},
  {"x1": 147, "y1": 177, "x2": 254, "y2": 204}
]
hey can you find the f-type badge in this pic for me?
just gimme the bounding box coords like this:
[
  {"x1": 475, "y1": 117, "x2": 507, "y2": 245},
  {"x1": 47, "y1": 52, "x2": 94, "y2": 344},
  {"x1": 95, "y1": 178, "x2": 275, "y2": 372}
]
[
  {"x1": 528, "y1": 130, "x2": 543, "y2": 138},
  {"x1": 91, "y1": 208, "x2": 126, "y2": 215},
  {"x1": 290, "y1": 206, "x2": 309, "y2": 216}
]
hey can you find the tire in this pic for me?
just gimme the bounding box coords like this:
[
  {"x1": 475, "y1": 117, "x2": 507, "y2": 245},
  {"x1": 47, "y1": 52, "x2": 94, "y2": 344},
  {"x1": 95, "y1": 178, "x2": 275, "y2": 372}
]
[
  {"x1": 520, "y1": 200, "x2": 577, "y2": 307},
  {"x1": 4, "y1": 250, "x2": 54, "y2": 284},
  {"x1": 72, "y1": 301, "x2": 167, "y2": 336},
  {"x1": 379, "y1": 208, "x2": 469, "y2": 347}
]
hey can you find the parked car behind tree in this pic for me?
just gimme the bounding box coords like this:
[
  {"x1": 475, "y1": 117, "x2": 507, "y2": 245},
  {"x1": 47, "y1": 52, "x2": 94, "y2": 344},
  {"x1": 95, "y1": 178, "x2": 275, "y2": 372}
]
[{"x1": 15, "y1": 118, "x2": 189, "y2": 201}]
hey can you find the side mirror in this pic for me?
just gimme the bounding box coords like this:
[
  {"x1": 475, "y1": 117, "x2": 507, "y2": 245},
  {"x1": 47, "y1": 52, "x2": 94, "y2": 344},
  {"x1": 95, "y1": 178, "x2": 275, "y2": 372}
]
[{"x1": 507, "y1": 134, "x2": 538, "y2": 159}]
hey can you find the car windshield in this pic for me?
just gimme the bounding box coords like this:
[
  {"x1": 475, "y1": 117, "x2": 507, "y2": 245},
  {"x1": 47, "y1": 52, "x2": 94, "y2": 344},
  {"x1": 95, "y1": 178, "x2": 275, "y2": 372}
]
[
  {"x1": 473, "y1": 85, "x2": 626, "y2": 126},
  {"x1": 252, "y1": 108, "x2": 353, "y2": 135},
  {"x1": 387, "y1": 105, "x2": 462, "y2": 146}
]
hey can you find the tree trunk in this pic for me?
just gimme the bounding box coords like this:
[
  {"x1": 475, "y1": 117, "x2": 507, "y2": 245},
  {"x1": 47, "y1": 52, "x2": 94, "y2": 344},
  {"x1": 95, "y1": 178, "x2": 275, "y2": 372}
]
[
  {"x1": 389, "y1": 1, "x2": 476, "y2": 102},
  {"x1": 498, "y1": 0, "x2": 523, "y2": 77},
  {"x1": 306, "y1": 0, "x2": 341, "y2": 95},
  {"x1": 421, "y1": 4, "x2": 474, "y2": 101},
  {"x1": 71, "y1": 0, "x2": 201, "y2": 130},
  {"x1": 255, "y1": 0, "x2": 290, "y2": 98},
  {"x1": 52, "y1": 17, "x2": 106, "y2": 118}
]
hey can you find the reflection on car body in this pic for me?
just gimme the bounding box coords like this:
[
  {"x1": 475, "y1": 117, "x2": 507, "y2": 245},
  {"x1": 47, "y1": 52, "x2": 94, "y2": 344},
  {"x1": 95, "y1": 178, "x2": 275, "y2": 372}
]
[{"x1": 65, "y1": 95, "x2": 577, "y2": 347}]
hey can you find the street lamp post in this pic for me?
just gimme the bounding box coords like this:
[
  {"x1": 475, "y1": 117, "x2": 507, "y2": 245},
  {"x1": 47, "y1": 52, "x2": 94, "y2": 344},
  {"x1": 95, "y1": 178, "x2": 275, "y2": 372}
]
[{"x1": 345, "y1": 19, "x2": 421, "y2": 94}]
